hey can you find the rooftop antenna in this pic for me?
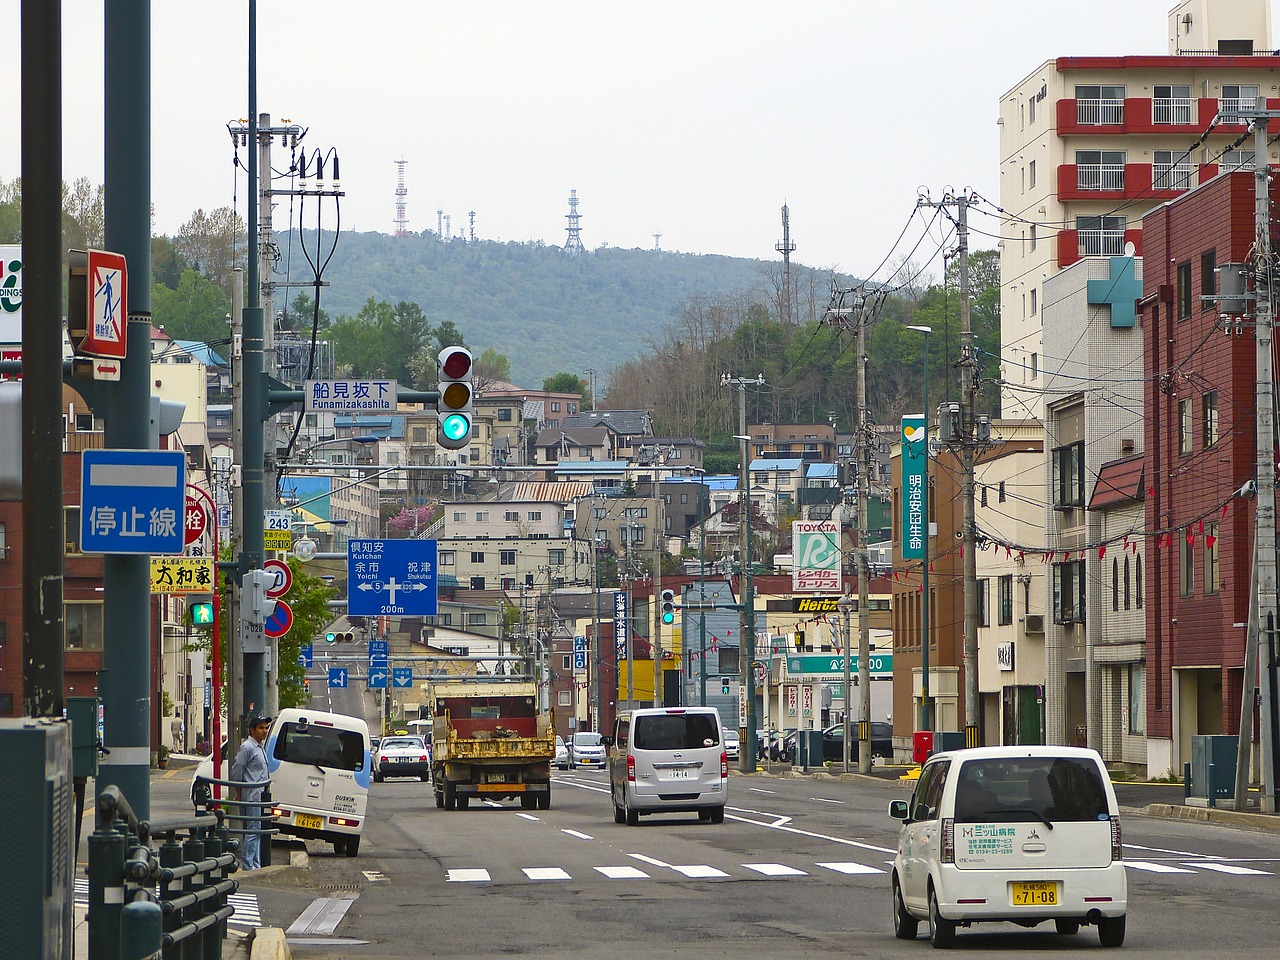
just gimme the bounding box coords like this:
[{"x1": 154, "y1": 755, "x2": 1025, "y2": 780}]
[
  {"x1": 393, "y1": 159, "x2": 409, "y2": 237},
  {"x1": 564, "y1": 189, "x2": 585, "y2": 257},
  {"x1": 775, "y1": 203, "x2": 796, "y2": 324}
]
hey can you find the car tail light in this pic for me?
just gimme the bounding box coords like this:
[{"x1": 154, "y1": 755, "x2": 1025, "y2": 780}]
[
  {"x1": 627, "y1": 754, "x2": 636, "y2": 782},
  {"x1": 329, "y1": 816, "x2": 361, "y2": 828},
  {"x1": 271, "y1": 807, "x2": 288, "y2": 818},
  {"x1": 420, "y1": 755, "x2": 430, "y2": 762},
  {"x1": 721, "y1": 752, "x2": 728, "y2": 778},
  {"x1": 941, "y1": 818, "x2": 955, "y2": 864},
  {"x1": 1111, "y1": 816, "x2": 1123, "y2": 862}
]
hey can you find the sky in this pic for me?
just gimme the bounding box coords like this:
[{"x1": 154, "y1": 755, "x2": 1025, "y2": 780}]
[{"x1": 3, "y1": 0, "x2": 1278, "y2": 283}]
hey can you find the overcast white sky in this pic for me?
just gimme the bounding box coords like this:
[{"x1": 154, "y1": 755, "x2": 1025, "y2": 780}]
[{"x1": 3, "y1": 1, "x2": 1276, "y2": 281}]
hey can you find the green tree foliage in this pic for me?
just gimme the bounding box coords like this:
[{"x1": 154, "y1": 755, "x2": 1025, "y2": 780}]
[
  {"x1": 152, "y1": 268, "x2": 232, "y2": 346},
  {"x1": 62, "y1": 177, "x2": 105, "y2": 251},
  {"x1": 281, "y1": 292, "x2": 331, "y2": 335},
  {"x1": 0, "y1": 178, "x2": 21, "y2": 243},
  {"x1": 275, "y1": 558, "x2": 339, "y2": 709},
  {"x1": 152, "y1": 236, "x2": 190, "y2": 290},
  {"x1": 177, "y1": 207, "x2": 245, "y2": 296},
  {"x1": 474, "y1": 347, "x2": 512, "y2": 389},
  {"x1": 543, "y1": 372, "x2": 590, "y2": 409}
]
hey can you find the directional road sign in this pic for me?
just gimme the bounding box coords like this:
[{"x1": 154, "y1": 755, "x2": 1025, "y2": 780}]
[
  {"x1": 784, "y1": 653, "x2": 894, "y2": 677},
  {"x1": 81, "y1": 450, "x2": 186, "y2": 555},
  {"x1": 368, "y1": 639, "x2": 389, "y2": 659},
  {"x1": 328, "y1": 667, "x2": 349, "y2": 688},
  {"x1": 367, "y1": 659, "x2": 389, "y2": 689},
  {"x1": 263, "y1": 558, "x2": 293, "y2": 598},
  {"x1": 264, "y1": 600, "x2": 294, "y2": 639},
  {"x1": 305, "y1": 379, "x2": 397, "y2": 413},
  {"x1": 392, "y1": 667, "x2": 414, "y2": 688},
  {"x1": 348, "y1": 539, "x2": 438, "y2": 616},
  {"x1": 298, "y1": 643, "x2": 314, "y2": 668}
]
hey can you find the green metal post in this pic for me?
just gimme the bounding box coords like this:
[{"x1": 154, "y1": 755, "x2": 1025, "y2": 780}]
[
  {"x1": 185, "y1": 833, "x2": 207, "y2": 960},
  {"x1": 88, "y1": 818, "x2": 128, "y2": 960},
  {"x1": 159, "y1": 835, "x2": 184, "y2": 949},
  {"x1": 99, "y1": 0, "x2": 155, "y2": 817},
  {"x1": 119, "y1": 900, "x2": 163, "y2": 960}
]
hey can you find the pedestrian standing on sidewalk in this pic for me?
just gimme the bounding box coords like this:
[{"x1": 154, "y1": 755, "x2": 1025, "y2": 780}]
[{"x1": 231, "y1": 716, "x2": 272, "y2": 870}]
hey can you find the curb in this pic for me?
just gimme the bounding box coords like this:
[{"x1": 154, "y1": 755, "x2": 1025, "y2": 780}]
[
  {"x1": 249, "y1": 927, "x2": 291, "y2": 960},
  {"x1": 1141, "y1": 802, "x2": 1280, "y2": 832}
]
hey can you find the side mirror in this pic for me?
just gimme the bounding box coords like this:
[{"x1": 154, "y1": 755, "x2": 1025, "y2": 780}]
[
  {"x1": 601, "y1": 736, "x2": 614, "y2": 747},
  {"x1": 888, "y1": 799, "x2": 910, "y2": 820}
]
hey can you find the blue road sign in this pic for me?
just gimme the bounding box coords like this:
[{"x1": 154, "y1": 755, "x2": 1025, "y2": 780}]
[
  {"x1": 348, "y1": 539, "x2": 438, "y2": 616},
  {"x1": 328, "y1": 667, "x2": 349, "y2": 688},
  {"x1": 298, "y1": 643, "x2": 314, "y2": 668},
  {"x1": 368, "y1": 661, "x2": 389, "y2": 688},
  {"x1": 392, "y1": 667, "x2": 413, "y2": 688},
  {"x1": 80, "y1": 450, "x2": 186, "y2": 555},
  {"x1": 368, "y1": 639, "x2": 389, "y2": 659}
]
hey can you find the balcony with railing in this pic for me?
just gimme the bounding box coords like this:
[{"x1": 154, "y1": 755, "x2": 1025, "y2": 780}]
[
  {"x1": 1076, "y1": 98, "x2": 1124, "y2": 125},
  {"x1": 1152, "y1": 160, "x2": 1197, "y2": 191},
  {"x1": 1153, "y1": 97, "x2": 1193, "y2": 124},
  {"x1": 1076, "y1": 163, "x2": 1126, "y2": 191},
  {"x1": 1057, "y1": 227, "x2": 1143, "y2": 268},
  {"x1": 1056, "y1": 96, "x2": 1271, "y2": 135},
  {"x1": 1218, "y1": 97, "x2": 1256, "y2": 123}
]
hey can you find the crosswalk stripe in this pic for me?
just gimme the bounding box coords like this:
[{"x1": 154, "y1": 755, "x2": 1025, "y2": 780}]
[
  {"x1": 1125, "y1": 861, "x2": 1195, "y2": 874},
  {"x1": 523, "y1": 867, "x2": 572, "y2": 881},
  {"x1": 817, "y1": 861, "x2": 885, "y2": 875},
  {"x1": 446, "y1": 868, "x2": 491, "y2": 882},
  {"x1": 1186, "y1": 862, "x2": 1273, "y2": 876},
  {"x1": 743, "y1": 863, "x2": 808, "y2": 877},
  {"x1": 74, "y1": 878, "x2": 262, "y2": 927},
  {"x1": 671, "y1": 864, "x2": 730, "y2": 879},
  {"x1": 595, "y1": 866, "x2": 649, "y2": 879}
]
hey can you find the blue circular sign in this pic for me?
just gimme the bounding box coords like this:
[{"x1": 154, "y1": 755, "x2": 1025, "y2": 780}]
[{"x1": 264, "y1": 599, "x2": 294, "y2": 638}]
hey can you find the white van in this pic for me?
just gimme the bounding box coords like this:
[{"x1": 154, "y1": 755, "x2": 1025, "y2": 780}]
[
  {"x1": 888, "y1": 745, "x2": 1127, "y2": 948},
  {"x1": 607, "y1": 707, "x2": 728, "y2": 825},
  {"x1": 265, "y1": 708, "x2": 371, "y2": 858}
]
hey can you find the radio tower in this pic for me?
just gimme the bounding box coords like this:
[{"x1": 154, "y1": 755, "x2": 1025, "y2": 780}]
[
  {"x1": 468, "y1": 210, "x2": 476, "y2": 244},
  {"x1": 393, "y1": 159, "x2": 410, "y2": 236},
  {"x1": 564, "y1": 189, "x2": 585, "y2": 257},
  {"x1": 775, "y1": 203, "x2": 796, "y2": 324},
  {"x1": 653, "y1": 232, "x2": 662, "y2": 252},
  {"x1": 437, "y1": 209, "x2": 443, "y2": 237}
]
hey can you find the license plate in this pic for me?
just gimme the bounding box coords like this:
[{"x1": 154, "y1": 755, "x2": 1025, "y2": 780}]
[
  {"x1": 488, "y1": 773, "x2": 508, "y2": 783},
  {"x1": 1011, "y1": 881, "x2": 1058, "y2": 906},
  {"x1": 665, "y1": 768, "x2": 695, "y2": 780},
  {"x1": 295, "y1": 812, "x2": 323, "y2": 830}
]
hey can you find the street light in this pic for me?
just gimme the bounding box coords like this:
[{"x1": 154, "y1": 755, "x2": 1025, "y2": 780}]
[
  {"x1": 291, "y1": 517, "x2": 349, "y2": 562},
  {"x1": 906, "y1": 324, "x2": 933, "y2": 732}
]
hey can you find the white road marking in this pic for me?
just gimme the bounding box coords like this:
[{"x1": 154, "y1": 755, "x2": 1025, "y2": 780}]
[
  {"x1": 1186, "y1": 862, "x2": 1273, "y2": 876},
  {"x1": 562, "y1": 829, "x2": 594, "y2": 840},
  {"x1": 595, "y1": 865, "x2": 649, "y2": 879},
  {"x1": 726, "y1": 813, "x2": 896, "y2": 855},
  {"x1": 1124, "y1": 861, "x2": 1195, "y2": 874},
  {"x1": 742, "y1": 863, "x2": 808, "y2": 877},
  {"x1": 629, "y1": 853, "x2": 672, "y2": 868},
  {"x1": 811, "y1": 797, "x2": 845, "y2": 804},
  {"x1": 360, "y1": 870, "x2": 387, "y2": 882},
  {"x1": 749, "y1": 787, "x2": 778, "y2": 794},
  {"x1": 286, "y1": 896, "x2": 357, "y2": 936},
  {"x1": 517, "y1": 813, "x2": 540, "y2": 821},
  {"x1": 523, "y1": 867, "x2": 572, "y2": 881},
  {"x1": 446, "y1": 868, "x2": 491, "y2": 882},
  {"x1": 671, "y1": 864, "x2": 730, "y2": 879},
  {"x1": 817, "y1": 861, "x2": 885, "y2": 875}
]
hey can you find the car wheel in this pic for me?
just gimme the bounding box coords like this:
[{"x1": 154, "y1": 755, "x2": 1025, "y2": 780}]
[
  {"x1": 420, "y1": 773, "x2": 430, "y2": 782},
  {"x1": 1055, "y1": 919, "x2": 1080, "y2": 936},
  {"x1": 434, "y1": 786, "x2": 444, "y2": 809},
  {"x1": 709, "y1": 805, "x2": 725, "y2": 824},
  {"x1": 625, "y1": 798, "x2": 639, "y2": 826},
  {"x1": 444, "y1": 779, "x2": 457, "y2": 810},
  {"x1": 520, "y1": 794, "x2": 536, "y2": 809},
  {"x1": 374, "y1": 771, "x2": 383, "y2": 783},
  {"x1": 332, "y1": 838, "x2": 346, "y2": 856},
  {"x1": 893, "y1": 876, "x2": 920, "y2": 940},
  {"x1": 537, "y1": 790, "x2": 551, "y2": 810},
  {"x1": 928, "y1": 885, "x2": 955, "y2": 948},
  {"x1": 344, "y1": 835, "x2": 360, "y2": 858},
  {"x1": 612, "y1": 788, "x2": 625, "y2": 824},
  {"x1": 457, "y1": 795, "x2": 470, "y2": 810},
  {"x1": 1097, "y1": 915, "x2": 1126, "y2": 948}
]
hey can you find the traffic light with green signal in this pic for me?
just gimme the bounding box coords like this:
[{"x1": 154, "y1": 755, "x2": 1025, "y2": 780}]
[
  {"x1": 721, "y1": 677, "x2": 731, "y2": 695},
  {"x1": 660, "y1": 589, "x2": 675, "y2": 625},
  {"x1": 436, "y1": 346, "x2": 474, "y2": 450},
  {"x1": 325, "y1": 631, "x2": 337, "y2": 644},
  {"x1": 190, "y1": 599, "x2": 214, "y2": 626}
]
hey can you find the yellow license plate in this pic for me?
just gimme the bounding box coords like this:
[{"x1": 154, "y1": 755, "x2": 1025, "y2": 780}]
[
  {"x1": 295, "y1": 812, "x2": 324, "y2": 830},
  {"x1": 1011, "y1": 881, "x2": 1058, "y2": 906}
]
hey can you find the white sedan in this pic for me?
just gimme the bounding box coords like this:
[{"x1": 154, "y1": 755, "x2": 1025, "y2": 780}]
[
  {"x1": 723, "y1": 730, "x2": 741, "y2": 760},
  {"x1": 373, "y1": 735, "x2": 431, "y2": 782}
]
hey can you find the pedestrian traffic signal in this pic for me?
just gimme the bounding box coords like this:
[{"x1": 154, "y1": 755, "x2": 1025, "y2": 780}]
[
  {"x1": 436, "y1": 346, "x2": 474, "y2": 450},
  {"x1": 721, "y1": 677, "x2": 731, "y2": 695},
  {"x1": 660, "y1": 589, "x2": 675, "y2": 625},
  {"x1": 793, "y1": 629, "x2": 805, "y2": 651},
  {"x1": 190, "y1": 599, "x2": 214, "y2": 626}
]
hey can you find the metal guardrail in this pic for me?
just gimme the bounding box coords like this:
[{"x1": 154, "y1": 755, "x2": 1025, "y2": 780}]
[{"x1": 88, "y1": 784, "x2": 240, "y2": 960}]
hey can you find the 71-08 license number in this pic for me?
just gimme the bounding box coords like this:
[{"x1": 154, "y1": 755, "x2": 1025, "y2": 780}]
[{"x1": 1010, "y1": 881, "x2": 1058, "y2": 906}]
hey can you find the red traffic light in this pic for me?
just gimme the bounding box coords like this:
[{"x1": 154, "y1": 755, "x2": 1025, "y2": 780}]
[{"x1": 440, "y1": 347, "x2": 472, "y2": 380}]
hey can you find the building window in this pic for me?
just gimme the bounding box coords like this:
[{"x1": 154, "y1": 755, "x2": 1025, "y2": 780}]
[
  {"x1": 1076, "y1": 215, "x2": 1126, "y2": 256},
  {"x1": 1030, "y1": 353, "x2": 1038, "y2": 380},
  {"x1": 0, "y1": 620, "x2": 5, "y2": 645},
  {"x1": 453, "y1": 511, "x2": 464, "y2": 522},
  {"x1": 471, "y1": 551, "x2": 484, "y2": 563},
  {"x1": 998, "y1": 575, "x2": 1013, "y2": 626},
  {"x1": 501, "y1": 577, "x2": 515, "y2": 590},
  {"x1": 1201, "y1": 249, "x2": 1217, "y2": 302},
  {"x1": 1029, "y1": 159, "x2": 1037, "y2": 188},
  {"x1": 551, "y1": 402, "x2": 560, "y2": 412},
  {"x1": 977, "y1": 579, "x2": 989, "y2": 627},
  {"x1": 469, "y1": 576, "x2": 486, "y2": 590},
  {"x1": 1177, "y1": 261, "x2": 1193, "y2": 319},
  {"x1": 1075, "y1": 150, "x2": 1125, "y2": 190},
  {"x1": 1029, "y1": 223, "x2": 1037, "y2": 250},
  {"x1": 1053, "y1": 441, "x2": 1084, "y2": 508},
  {"x1": 1153, "y1": 84, "x2": 1192, "y2": 124},
  {"x1": 525, "y1": 573, "x2": 535, "y2": 587},
  {"x1": 1113, "y1": 558, "x2": 1120, "y2": 611},
  {"x1": 500, "y1": 550, "x2": 516, "y2": 566},
  {"x1": 65, "y1": 507, "x2": 82, "y2": 555},
  {"x1": 1179, "y1": 399, "x2": 1193, "y2": 454},
  {"x1": 467, "y1": 613, "x2": 487, "y2": 626},
  {"x1": 1053, "y1": 560, "x2": 1086, "y2": 624},
  {"x1": 1124, "y1": 555, "x2": 1132, "y2": 610},
  {"x1": 1203, "y1": 391, "x2": 1219, "y2": 447},
  {"x1": 549, "y1": 548, "x2": 565, "y2": 565},
  {"x1": 1030, "y1": 288, "x2": 1037, "y2": 315},
  {"x1": 528, "y1": 511, "x2": 542, "y2": 521},
  {"x1": 1075, "y1": 84, "x2": 1125, "y2": 124},
  {"x1": 505, "y1": 511, "x2": 519, "y2": 522},
  {"x1": 1136, "y1": 554, "x2": 1144, "y2": 608},
  {"x1": 1221, "y1": 148, "x2": 1255, "y2": 171},
  {"x1": 65, "y1": 602, "x2": 104, "y2": 650},
  {"x1": 998, "y1": 481, "x2": 1006, "y2": 503},
  {"x1": 1180, "y1": 531, "x2": 1194, "y2": 596},
  {"x1": 1128, "y1": 664, "x2": 1146, "y2": 734},
  {"x1": 1154, "y1": 149, "x2": 1195, "y2": 191},
  {"x1": 498, "y1": 408, "x2": 513, "y2": 422},
  {"x1": 1205, "y1": 522, "x2": 1220, "y2": 595},
  {"x1": 475, "y1": 511, "x2": 489, "y2": 522},
  {"x1": 980, "y1": 486, "x2": 988, "y2": 507},
  {"x1": 0, "y1": 521, "x2": 6, "y2": 561},
  {"x1": 440, "y1": 551, "x2": 455, "y2": 566},
  {"x1": 1028, "y1": 93, "x2": 1036, "y2": 124},
  {"x1": 1221, "y1": 84, "x2": 1260, "y2": 121}
]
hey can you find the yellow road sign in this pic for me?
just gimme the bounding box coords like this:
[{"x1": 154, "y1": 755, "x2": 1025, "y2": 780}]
[
  {"x1": 264, "y1": 530, "x2": 292, "y2": 551},
  {"x1": 149, "y1": 556, "x2": 215, "y2": 594}
]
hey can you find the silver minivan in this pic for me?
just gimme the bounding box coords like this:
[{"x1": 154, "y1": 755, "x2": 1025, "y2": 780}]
[{"x1": 607, "y1": 707, "x2": 728, "y2": 825}]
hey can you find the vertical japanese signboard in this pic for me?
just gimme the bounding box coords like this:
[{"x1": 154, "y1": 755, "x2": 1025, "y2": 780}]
[
  {"x1": 901, "y1": 414, "x2": 926, "y2": 560},
  {"x1": 614, "y1": 590, "x2": 628, "y2": 659},
  {"x1": 792, "y1": 518, "x2": 840, "y2": 592}
]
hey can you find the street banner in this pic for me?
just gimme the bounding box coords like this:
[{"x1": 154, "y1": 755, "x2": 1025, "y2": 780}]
[{"x1": 901, "y1": 414, "x2": 926, "y2": 559}]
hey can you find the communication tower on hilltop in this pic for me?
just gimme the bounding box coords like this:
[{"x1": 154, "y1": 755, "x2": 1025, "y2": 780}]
[
  {"x1": 468, "y1": 210, "x2": 476, "y2": 244},
  {"x1": 444, "y1": 214, "x2": 452, "y2": 240},
  {"x1": 776, "y1": 203, "x2": 796, "y2": 324},
  {"x1": 653, "y1": 232, "x2": 662, "y2": 252},
  {"x1": 393, "y1": 159, "x2": 410, "y2": 236},
  {"x1": 564, "y1": 189, "x2": 585, "y2": 257},
  {"x1": 437, "y1": 209, "x2": 443, "y2": 237}
]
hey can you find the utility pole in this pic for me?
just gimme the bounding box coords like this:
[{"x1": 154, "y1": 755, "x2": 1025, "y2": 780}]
[
  {"x1": 919, "y1": 188, "x2": 982, "y2": 747},
  {"x1": 652, "y1": 478, "x2": 664, "y2": 708},
  {"x1": 723, "y1": 373, "x2": 764, "y2": 773}
]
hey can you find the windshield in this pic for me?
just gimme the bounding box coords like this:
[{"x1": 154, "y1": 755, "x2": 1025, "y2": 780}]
[
  {"x1": 573, "y1": 733, "x2": 603, "y2": 747},
  {"x1": 634, "y1": 713, "x2": 720, "y2": 750},
  {"x1": 273, "y1": 721, "x2": 365, "y2": 771},
  {"x1": 380, "y1": 737, "x2": 424, "y2": 750},
  {"x1": 954, "y1": 756, "x2": 1110, "y2": 823}
]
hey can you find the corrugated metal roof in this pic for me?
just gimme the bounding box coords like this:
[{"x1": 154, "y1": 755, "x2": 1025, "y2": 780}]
[
  {"x1": 750, "y1": 458, "x2": 804, "y2": 471},
  {"x1": 806, "y1": 462, "x2": 837, "y2": 478}
]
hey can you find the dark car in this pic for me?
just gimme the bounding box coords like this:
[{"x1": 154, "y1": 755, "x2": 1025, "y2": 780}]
[{"x1": 821, "y1": 721, "x2": 895, "y2": 763}]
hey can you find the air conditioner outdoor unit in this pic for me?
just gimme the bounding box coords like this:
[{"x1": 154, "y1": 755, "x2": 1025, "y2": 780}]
[{"x1": 1024, "y1": 614, "x2": 1045, "y2": 634}]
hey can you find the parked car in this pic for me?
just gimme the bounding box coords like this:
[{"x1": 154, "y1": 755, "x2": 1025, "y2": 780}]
[
  {"x1": 723, "y1": 729, "x2": 741, "y2": 761},
  {"x1": 888, "y1": 745, "x2": 1127, "y2": 948},
  {"x1": 568, "y1": 731, "x2": 607, "y2": 769},
  {"x1": 373, "y1": 735, "x2": 431, "y2": 782},
  {"x1": 820, "y1": 721, "x2": 895, "y2": 763},
  {"x1": 554, "y1": 735, "x2": 569, "y2": 770}
]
